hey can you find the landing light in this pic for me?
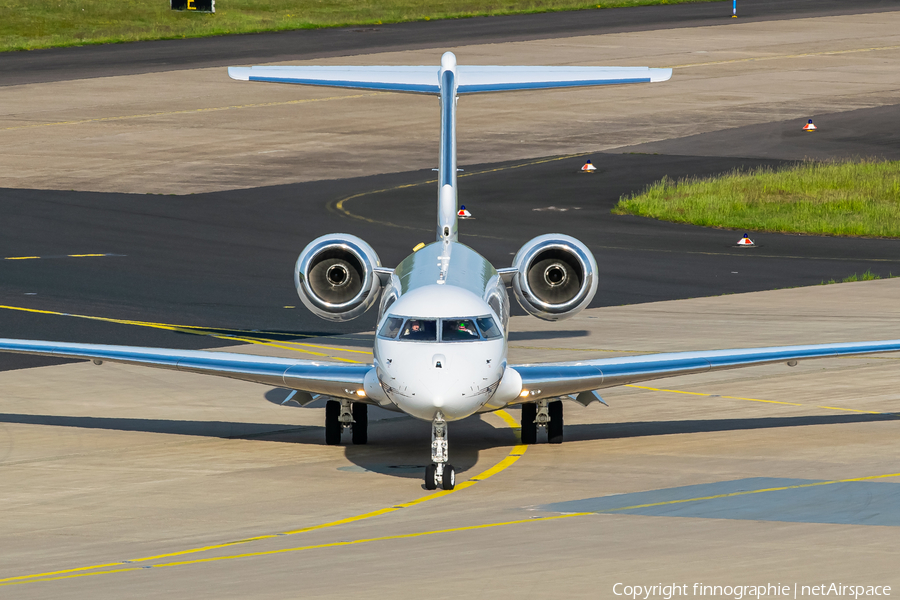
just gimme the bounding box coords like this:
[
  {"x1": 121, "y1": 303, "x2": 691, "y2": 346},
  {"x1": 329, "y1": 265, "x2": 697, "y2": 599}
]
[
  {"x1": 520, "y1": 390, "x2": 530, "y2": 398},
  {"x1": 356, "y1": 389, "x2": 367, "y2": 397}
]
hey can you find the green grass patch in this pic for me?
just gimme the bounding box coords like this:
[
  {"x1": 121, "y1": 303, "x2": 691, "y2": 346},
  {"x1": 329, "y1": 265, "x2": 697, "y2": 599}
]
[
  {"x1": 821, "y1": 270, "x2": 895, "y2": 285},
  {"x1": 1, "y1": 0, "x2": 721, "y2": 53},
  {"x1": 613, "y1": 160, "x2": 900, "y2": 238}
]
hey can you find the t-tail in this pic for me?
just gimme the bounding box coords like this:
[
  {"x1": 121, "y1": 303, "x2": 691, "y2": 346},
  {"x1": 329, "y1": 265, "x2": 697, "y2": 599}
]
[{"x1": 229, "y1": 53, "x2": 672, "y2": 242}]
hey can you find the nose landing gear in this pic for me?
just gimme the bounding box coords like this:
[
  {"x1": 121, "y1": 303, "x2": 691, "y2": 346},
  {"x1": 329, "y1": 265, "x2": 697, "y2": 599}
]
[{"x1": 425, "y1": 412, "x2": 455, "y2": 490}]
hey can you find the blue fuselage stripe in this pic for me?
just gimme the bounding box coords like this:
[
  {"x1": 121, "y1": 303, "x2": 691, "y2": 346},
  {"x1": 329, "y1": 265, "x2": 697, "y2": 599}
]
[
  {"x1": 457, "y1": 77, "x2": 651, "y2": 93},
  {"x1": 440, "y1": 70, "x2": 455, "y2": 187},
  {"x1": 248, "y1": 76, "x2": 439, "y2": 93}
]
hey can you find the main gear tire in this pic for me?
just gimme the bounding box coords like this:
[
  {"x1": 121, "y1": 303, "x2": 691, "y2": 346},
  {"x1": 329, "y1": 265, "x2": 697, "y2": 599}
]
[
  {"x1": 548, "y1": 400, "x2": 564, "y2": 444},
  {"x1": 325, "y1": 400, "x2": 341, "y2": 445},
  {"x1": 521, "y1": 402, "x2": 538, "y2": 445},
  {"x1": 351, "y1": 402, "x2": 368, "y2": 445}
]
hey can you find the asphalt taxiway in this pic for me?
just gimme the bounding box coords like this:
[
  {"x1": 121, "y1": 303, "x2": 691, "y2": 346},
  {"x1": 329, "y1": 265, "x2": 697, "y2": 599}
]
[
  {"x1": 2, "y1": 281, "x2": 898, "y2": 598},
  {"x1": 1, "y1": 1, "x2": 899, "y2": 597},
  {"x1": 3, "y1": 105, "x2": 900, "y2": 365},
  {"x1": 2, "y1": 0, "x2": 897, "y2": 86}
]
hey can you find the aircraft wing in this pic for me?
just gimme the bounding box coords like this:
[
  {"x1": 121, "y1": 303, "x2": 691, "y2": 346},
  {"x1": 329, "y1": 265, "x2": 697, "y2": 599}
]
[
  {"x1": 0, "y1": 338, "x2": 371, "y2": 400},
  {"x1": 455, "y1": 66, "x2": 671, "y2": 93},
  {"x1": 227, "y1": 65, "x2": 672, "y2": 94},
  {"x1": 512, "y1": 340, "x2": 900, "y2": 401},
  {"x1": 228, "y1": 65, "x2": 441, "y2": 94}
]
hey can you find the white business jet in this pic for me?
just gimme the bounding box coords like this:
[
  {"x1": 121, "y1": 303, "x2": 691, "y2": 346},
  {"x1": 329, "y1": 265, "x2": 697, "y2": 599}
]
[{"x1": 3, "y1": 53, "x2": 900, "y2": 491}]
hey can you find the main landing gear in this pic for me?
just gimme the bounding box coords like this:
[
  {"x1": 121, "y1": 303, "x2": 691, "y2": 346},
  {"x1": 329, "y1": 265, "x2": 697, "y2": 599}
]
[
  {"x1": 325, "y1": 399, "x2": 367, "y2": 445},
  {"x1": 520, "y1": 399, "x2": 563, "y2": 445},
  {"x1": 425, "y1": 412, "x2": 455, "y2": 490}
]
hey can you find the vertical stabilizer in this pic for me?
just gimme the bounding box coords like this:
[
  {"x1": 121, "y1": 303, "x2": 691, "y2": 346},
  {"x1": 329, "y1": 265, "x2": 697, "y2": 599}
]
[
  {"x1": 229, "y1": 54, "x2": 673, "y2": 244},
  {"x1": 437, "y1": 52, "x2": 458, "y2": 242}
]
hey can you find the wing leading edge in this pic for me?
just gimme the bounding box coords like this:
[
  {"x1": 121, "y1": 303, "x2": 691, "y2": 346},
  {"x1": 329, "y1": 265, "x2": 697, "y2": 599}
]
[
  {"x1": 512, "y1": 340, "x2": 900, "y2": 400},
  {"x1": 3, "y1": 337, "x2": 899, "y2": 408},
  {"x1": 0, "y1": 338, "x2": 371, "y2": 400}
]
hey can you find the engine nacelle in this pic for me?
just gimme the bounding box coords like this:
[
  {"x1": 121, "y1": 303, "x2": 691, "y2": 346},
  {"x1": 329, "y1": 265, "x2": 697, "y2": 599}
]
[
  {"x1": 294, "y1": 234, "x2": 383, "y2": 322},
  {"x1": 510, "y1": 234, "x2": 598, "y2": 321}
]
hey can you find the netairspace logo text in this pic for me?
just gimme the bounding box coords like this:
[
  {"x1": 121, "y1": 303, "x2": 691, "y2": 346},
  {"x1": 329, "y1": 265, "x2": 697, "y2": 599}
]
[{"x1": 613, "y1": 583, "x2": 892, "y2": 600}]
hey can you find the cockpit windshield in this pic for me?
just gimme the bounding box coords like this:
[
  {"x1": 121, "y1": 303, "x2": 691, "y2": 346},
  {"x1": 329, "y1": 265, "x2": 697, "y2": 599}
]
[
  {"x1": 442, "y1": 319, "x2": 479, "y2": 341},
  {"x1": 399, "y1": 318, "x2": 438, "y2": 341},
  {"x1": 378, "y1": 315, "x2": 503, "y2": 342}
]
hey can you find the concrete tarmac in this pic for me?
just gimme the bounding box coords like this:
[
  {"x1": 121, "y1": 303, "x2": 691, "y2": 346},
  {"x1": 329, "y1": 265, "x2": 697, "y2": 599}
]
[
  {"x1": 1, "y1": 280, "x2": 898, "y2": 598},
  {"x1": 1, "y1": 3, "x2": 900, "y2": 598},
  {"x1": 3, "y1": 7, "x2": 900, "y2": 193}
]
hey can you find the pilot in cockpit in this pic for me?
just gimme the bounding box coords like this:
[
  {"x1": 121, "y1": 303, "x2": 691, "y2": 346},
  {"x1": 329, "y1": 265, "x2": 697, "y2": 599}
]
[{"x1": 403, "y1": 320, "x2": 422, "y2": 337}]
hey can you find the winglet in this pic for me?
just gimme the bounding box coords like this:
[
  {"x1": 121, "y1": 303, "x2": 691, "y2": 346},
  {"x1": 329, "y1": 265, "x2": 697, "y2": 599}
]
[{"x1": 228, "y1": 67, "x2": 250, "y2": 81}]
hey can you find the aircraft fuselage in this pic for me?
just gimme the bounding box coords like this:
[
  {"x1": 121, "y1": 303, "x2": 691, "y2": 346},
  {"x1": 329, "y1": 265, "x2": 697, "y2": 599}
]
[{"x1": 373, "y1": 239, "x2": 510, "y2": 421}]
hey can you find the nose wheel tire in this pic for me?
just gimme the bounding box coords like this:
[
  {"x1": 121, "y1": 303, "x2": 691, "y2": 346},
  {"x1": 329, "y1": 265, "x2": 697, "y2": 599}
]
[
  {"x1": 351, "y1": 402, "x2": 367, "y2": 445},
  {"x1": 548, "y1": 400, "x2": 564, "y2": 444},
  {"x1": 425, "y1": 464, "x2": 438, "y2": 490},
  {"x1": 521, "y1": 402, "x2": 537, "y2": 445},
  {"x1": 325, "y1": 400, "x2": 341, "y2": 445},
  {"x1": 424, "y1": 463, "x2": 455, "y2": 490},
  {"x1": 442, "y1": 464, "x2": 456, "y2": 490}
]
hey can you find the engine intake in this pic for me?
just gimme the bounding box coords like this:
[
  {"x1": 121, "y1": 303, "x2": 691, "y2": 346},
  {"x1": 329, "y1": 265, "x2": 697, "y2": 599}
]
[
  {"x1": 294, "y1": 234, "x2": 383, "y2": 322},
  {"x1": 511, "y1": 234, "x2": 598, "y2": 321}
]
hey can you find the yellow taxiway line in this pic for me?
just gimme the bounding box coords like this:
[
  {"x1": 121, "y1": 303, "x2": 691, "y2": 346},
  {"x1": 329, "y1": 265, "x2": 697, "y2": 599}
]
[
  {"x1": 6, "y1": 468, "x2": 900, "y2": 587},
  {"x1": 0, "y1": 303, "x2": 529, "y2": 584},
  {"x1": 0, "y1": 513, "x2": 582, "y2": 587},
  {"x1": 3, "y1": 253, "x2": 121, "y2": 261},
  {"x1": 0, "y1": 409, "x2": 526, "y2": 586},
  {"x1": 600, "y1": 471, "x2": 900, "y2": 514},
  {"x1": 0, "y1": 303, "x2": 370, "y2": 361},
  {"x1": 328, "y1": 153, "x2": 589, "y2": 236},
  {"x1": 1, "y1": 93, "x2": 385, "y2": 132},
  {"x1": 626, "y1": 384, "x2": 898, "y2": 416},
  {"x1": 670, "y1": 44, "x2": 900, "y2": 70}
]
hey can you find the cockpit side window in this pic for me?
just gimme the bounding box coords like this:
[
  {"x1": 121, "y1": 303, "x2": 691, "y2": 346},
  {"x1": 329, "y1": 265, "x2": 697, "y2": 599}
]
[
  {"x1": 377, "y1": 316, "x2": 404, "y2": 339},
  {"x1": 441, "y1": 319, "x2": 480, "y2": 342},
  {"x1": 399, "y1": 318, "x2": 438, "y2": 341},
  {"x1": 476, "y1": 316, "x2": 502, "y2": 339}
]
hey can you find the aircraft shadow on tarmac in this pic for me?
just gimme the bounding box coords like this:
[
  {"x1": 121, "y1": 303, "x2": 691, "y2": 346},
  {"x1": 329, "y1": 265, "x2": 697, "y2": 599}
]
[
  {"x1": 508, "y1": 330, "x2": 589, "y2": 341},
  {"x1": 563, "y1": 413, "x2": 899, "y2": 442},
  {"x1": 2, "y1": 408, "x2": 896, "y2": 481}
]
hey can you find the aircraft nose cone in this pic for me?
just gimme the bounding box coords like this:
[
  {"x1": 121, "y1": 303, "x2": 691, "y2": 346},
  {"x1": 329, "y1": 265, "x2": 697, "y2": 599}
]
[
  {"x1": 376, "y1": 339, "x2": 504, "y2": 421},
  {"x1": 418, "y1": 369, "x2": 459, "y2": 409}
]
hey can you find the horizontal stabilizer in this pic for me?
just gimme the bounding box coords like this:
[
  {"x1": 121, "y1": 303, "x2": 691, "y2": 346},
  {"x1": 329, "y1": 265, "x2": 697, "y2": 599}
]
[{"x1": 227, "y1": 65, "x2": 672, "y2": 94}]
